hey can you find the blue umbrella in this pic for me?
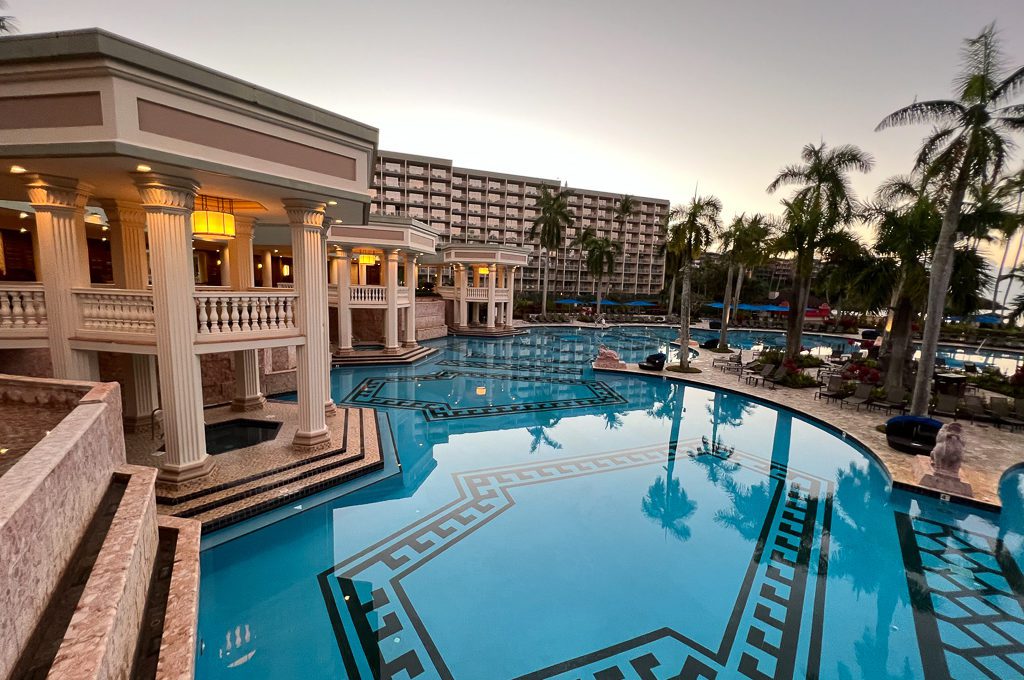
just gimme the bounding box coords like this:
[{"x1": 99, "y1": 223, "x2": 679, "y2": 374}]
[
  {"x1": 556, "y1": 299, "x2": 587, "y2": 305},
  {"x1": 705, "y1": 301, "x2": 726, "y2": 309},
  {"x1": 601, "y1": 300, "x2": 623, "y2": 306},
  {"x1": 625, "y1": 300, "x2": 657, "y2": 307},
  {"x1": 974, "y1": 314, "x2": 1002, "y2": 324}
]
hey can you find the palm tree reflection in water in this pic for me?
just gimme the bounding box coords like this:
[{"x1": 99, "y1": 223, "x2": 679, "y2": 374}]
[{"x1": 643, "y1": 382, "x2": 698, "y2": 541}]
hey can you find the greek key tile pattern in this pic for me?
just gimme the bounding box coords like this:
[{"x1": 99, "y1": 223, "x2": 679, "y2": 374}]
[
  {"x1": 435, "y1": 359, "x2": 584, "y2": 376},
  {"x1": 340, "y1": 371, "x2": 626, "y2": 421},
  {"x1": 895, "y1": 513, "x2": 1024, "y2": 679},
  {"x1": 318, "y1": 442, "x2": 834, "y2": 680}
]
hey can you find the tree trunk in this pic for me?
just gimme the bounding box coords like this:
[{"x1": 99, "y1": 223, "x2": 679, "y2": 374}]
[
  {"x1": 732, "y1": 264, "x2": 746, "y2": 314},
  {"x1": 667, "y1": 273, "x2": 677, "y2": 315},
  {"x1": 910, "y1": 160, "x2": 972, "y2": 415},
  {"x1": 719, "y1": 264, "x2": 734, "y2": 350},
  {"x1": 596, "y1": 276, "x2": 603, "y2": 315},
  {"x1": 541, "y1": 251, "x2": 550, "y2": 315},
  {"x1": 679, "y1": 261, "x2": 692, "y2": 369},
  {"x1": 883, "y1": 295, "x2": 914, "y2": 394},
  {"x1": 785, "y1": 275, "x2": 810, "y2": 358}
]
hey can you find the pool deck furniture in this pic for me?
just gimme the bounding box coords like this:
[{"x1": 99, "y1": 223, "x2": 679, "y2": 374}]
[
  {"x1": 761, "y1": 365, "x2": 790, "y2": 390},
  {"x1": 815, "y1": 375, "x2": 844, "y2": 403},
  {"x1": 931, "y1": 393, "x2": 960, "y2": 419},
  {"x1": 638, "y1": 353, "x2": 667, "y2": 371},
  {"x1": 869, "y1": 386, "x2": 908, "y2": 415},
  {"x1": 745, "y1": 364, "x2": 778, "y2": 387},
  {"x1": 885, "y1": 415, "x2": 942, "y2": 454},
  {"x1": 960, "y1": 394, "x2": 991, "y2": 422},
  {"x1": 840, "y1": 383, "x2": 874, "y2": 410},
  {"x1": 990, "y1": 397, "x2": 1024, "y2": 431}
]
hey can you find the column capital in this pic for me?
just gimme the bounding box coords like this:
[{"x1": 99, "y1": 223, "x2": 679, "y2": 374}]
[
  {"x1": 132, "y1": 173, "x2": 199, "y2": 213},
  {"x1": 234, "y1": 215, "x2": 256, "y2": 239},
  {"x1": 98, "y1": 198, "x2": 146, "y2": 227},
  {"x1": 335, "y1": 246, "x2": 350, "y2": 260},
  {"x1": 23, "y1": 174, "x2": 92, "y2": 212},
  {"x1": 282, "y1": 198, "x2": 326, "y2": 228},
  {"x1": 385, "y1": 249, "x2": 400, "y2": 262}
]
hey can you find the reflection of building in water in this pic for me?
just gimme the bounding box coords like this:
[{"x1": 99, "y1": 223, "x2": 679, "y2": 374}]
[{"x1": 218, "y1": 624, "x2": 255, "y2": 669}]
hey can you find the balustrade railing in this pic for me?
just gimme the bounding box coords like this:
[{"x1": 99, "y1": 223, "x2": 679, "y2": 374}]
[
  {"x1": 397, "y1": 288, "x2": 411, "y2": 305},
  {"x1": 75, "y1": 289, "x2": 155, "y2": 333},
  {"x1": 349, "y1": 285, "x2": 387, "y2": 305},
  {"x1": 195, "y1": 291, "x2": 298, "y2": 335},
  {"x1": 0, "y1": 283, "x2": 46, "y2": 330}
]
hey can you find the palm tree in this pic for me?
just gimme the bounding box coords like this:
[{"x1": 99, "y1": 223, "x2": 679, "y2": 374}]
[
  {"x1": 641, "y1": 473, "x2": 698, "y2": 542},
  {"x1": 0, "y1": 1, "x2": 15, "y2": 33},
  {"x1": 876, "y1": 23, "x2": 1024, "y2": 415},
  {"x1": 717, "y1": 214, "x2": 773, "y2": 348},
  {"x1": 666, "y1": 195, "x2": 722, "y2": 369},
  {"x1": 614, "y1": 195, "x2": 638, "y2": 289},
  {"x1": 656, "y1": 213, "x2": 681, "y2": 315},
  {"x1": 574, "y1": 227, "x2": 621, "y2": 315},
  {"x1": 530, "y1": 184, "x2": 575, "y2": 315},
  {"x1": 989, "y1": 170, "x2": 1024, "y2": 309},
  {"x1": 767, "y1": 142, "x2": 874, "y2": 358}
]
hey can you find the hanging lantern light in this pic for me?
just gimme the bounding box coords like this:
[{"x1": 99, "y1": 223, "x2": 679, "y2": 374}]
[
  {"x1": 358, "y1": 254, "x2": 377, "y2": 265},
  {"x1": 478, "y1": 266, "x2": 490, "y2": 275},
  {"x1": 192, "y1": 196, "x2": 236, "y2": 240}
]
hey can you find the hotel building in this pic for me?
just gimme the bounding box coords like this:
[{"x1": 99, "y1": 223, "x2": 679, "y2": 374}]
[{"x1": 369, "y1": 151, "x2": 671, "y2": 297}]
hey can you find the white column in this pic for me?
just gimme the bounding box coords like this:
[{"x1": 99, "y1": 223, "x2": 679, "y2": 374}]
[
  {"x1": 134, "y1": 173, "x2": 211, "y2": 482},
  {"x1": 231, "y1": 350, "x2": 266, "y2": 411},
  {"x1": 228, "y1": 217, "x2": 264, "y2": 411},
  {"x1": 457, "y1": 265, "x2": 468, "y2": 329},
  {"x1": 385, "y1": 249, "x2": 399, "y2": 352},
  {"x1": 336, "y1": 248, "x2": 353, "y2": 353},
  {"x1": 403, "y1": 254, "x2": 418, "y2": 347},
  {"x1": 506, "y1": 265, "x2": 517, "y2": 328},
  {"x1": 101, "y1": 199, "x2": 160, "y2": 429},
  {"x1": 321, "y1": 228, "x2": 336, "y2": 416},
  {"x1": 328, "y1": 256, "x2": 339, "y2": 286},
  {"x1": 24, "y1": 174, "x2": 99, "y2": 380},
  {"x1": 487, "y1": 262, "x2": 497, "y2": 329},
  {"x1": 284, "y1": 199, "x2": 330, "y2": 448},
  {"x1": 228, "y1": 216, "x2": 256, "y2": 290},
  {"x1": 261, "y1": 250, "x2": 273, "y2": 287}
]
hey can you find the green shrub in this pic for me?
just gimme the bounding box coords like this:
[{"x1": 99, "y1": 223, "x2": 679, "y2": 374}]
[{"x1": 780, "y1": 372, "x2": 819, "y2": 388}]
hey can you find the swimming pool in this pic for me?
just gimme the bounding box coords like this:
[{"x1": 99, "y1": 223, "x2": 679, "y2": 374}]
[{"x1": 197, "y1": 328, "x2": 1024, "y2": 679}]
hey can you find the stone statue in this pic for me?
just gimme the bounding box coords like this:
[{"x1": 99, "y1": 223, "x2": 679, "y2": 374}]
[
  {"x1": 930, "y1": 422, "x2": 965, "y2": 478},
  {"x1": 593, "y1": 345, "x2": 627, "y2": 369},
  {"x1": 914, "y1": 421, "x2": 972, "y2": 497}
]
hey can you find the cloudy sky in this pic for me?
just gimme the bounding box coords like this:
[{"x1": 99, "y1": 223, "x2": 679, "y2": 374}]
[{"x1": 8, "y1": 1, "x2": 1024, "y2": 260}]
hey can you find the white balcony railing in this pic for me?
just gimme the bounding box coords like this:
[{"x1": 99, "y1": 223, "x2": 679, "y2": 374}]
[
  {"x1": 195, "y1": 291, "x2": 298, "y2": 335},
  {"x1": 350, "y1": 285, "x2": 387, "y2": 305},
  {"x1": 0, "y1": 283, "x2": 47, "y2": 331},
  {"x1": 436, "y1": 286, "x2": 511, "y2": 303},
  {"x1": 75, "y1": 289, "x2": 155, "y2": 334}
]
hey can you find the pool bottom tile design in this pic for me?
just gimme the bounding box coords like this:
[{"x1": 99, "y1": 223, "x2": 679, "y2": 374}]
[
  {"x1": 318, "y1": 441, "x2": 834, "y2": 680},
  {"x1": 895, "y1": 513, "x2": 1024, "y2": 679}
]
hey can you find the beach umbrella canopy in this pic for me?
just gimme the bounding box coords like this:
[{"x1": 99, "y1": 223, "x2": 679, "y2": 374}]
[
  {"x1": 556, "y1": 299, "x2": 587, "y2": 305},
  {"x1": 705, "y1": 301, "x2": 726, "y2": 309},
  {"x1": 625, "y1": 300, "x2": 657, "y2": 307}
]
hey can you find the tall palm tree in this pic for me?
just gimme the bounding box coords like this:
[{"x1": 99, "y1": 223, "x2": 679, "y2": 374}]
[
  {"x1": 767, "y1": 142, "x2": 874, "y2": 358},
  {"x1": 574, "y1": 227, "x2": 621, "y2": 315},
  {"x1": 989, "y1": 170, "x2": 1024, "y2": 309},
  {"x1": 614, "y1": 195, "x2": 638, "y2": 289},
  {"x1": 0, "y1": 1, "x2": 15, "y2": 33},
  {"x1": 877, "y1": 23, "x2": 1024, "y2": 415},
  {"x1": 656, "y1": 213, "x2": 681, "y2": 315},
  {"x1": 717, "y1": 214, "x2": 773, "y2": 348},
  {"x1": 530, "y1": 184, "x2": 575, "y2": 315},
  {"x1": 666, "y1": 195, "x2": 722, "y2": 369}
]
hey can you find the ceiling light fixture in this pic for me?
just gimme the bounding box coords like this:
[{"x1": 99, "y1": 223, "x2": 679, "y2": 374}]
[
  {"x1": 136, "y1": 164, "x2": 152, "y2": 173},
  {"x1": 191, "y1": 195, "x2": 236, "y2": 240},
  {"x1": 9, "y1": 165, "x2": 26, "y2": 174},
  {"x1": 327, "y1": 200, "x2": 338, "y2": 206}
]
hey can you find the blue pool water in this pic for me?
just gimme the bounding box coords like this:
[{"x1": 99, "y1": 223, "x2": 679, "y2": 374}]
[{"x1": 197, "y1": 328, "x2": 1024, "y2": 679}]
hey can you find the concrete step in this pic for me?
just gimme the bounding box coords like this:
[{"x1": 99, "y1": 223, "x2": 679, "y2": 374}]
[{"x1": 331, "y1": 345, "x2": 436, "y2": 366}]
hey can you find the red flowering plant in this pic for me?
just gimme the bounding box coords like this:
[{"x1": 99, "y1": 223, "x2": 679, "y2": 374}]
[{"x1": 841, "y1": 362, "x2": 881, "y2": 384}]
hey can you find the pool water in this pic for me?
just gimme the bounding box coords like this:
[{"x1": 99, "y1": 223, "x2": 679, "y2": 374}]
[{"x1": 197, "y1": 328, "x2": 1024, "y2": 679}]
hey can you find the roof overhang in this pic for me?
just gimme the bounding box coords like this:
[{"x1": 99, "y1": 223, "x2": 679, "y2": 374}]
[
  {"x1": 327, "y1": 215, "x2": 439, "y2": 256},
  {"x1": 424, "y1": 243, "x2": 533, "y2": 266}
]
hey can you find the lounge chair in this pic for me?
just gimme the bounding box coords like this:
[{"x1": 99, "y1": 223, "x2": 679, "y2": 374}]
[
  {"x1": 1016, "y1": 397, "x2": 1024, "y2": 420},
  {"x1": 959, "y1": 394, "x2": 990, "y2": 422},
  {"x1": 841, "y1": 383, "x2": 874, "y2": 410},
  {"x1": 638, "y1": 353, "x2": 667, "y2": 371},
  {"x1": 723, "y1": 358, "x2": 757, "y2": 376},
  {"x1": 815, "y1": 375, "x2": 844, "y2": 403},
  {"x1": 989, "y1": 397, "x2": 1024, "y2": 431},
  {"x1": 869, "y1": 386, "x2": 907, "y2": 415},
  {"x1": 963, "y1": 361, "x2": 978, "y2": 375},
  {"x1": 930, "y1": 393, "x2": 959, "y2": 419},
  {"x1": 760, "y1": 365, "x2": 790, "y2": 389},
  {"x1": 700, "y1": 338, "x2": 719, "y2": 350},
  {"x1": 746, "y1": 363, "x2": 777, "y2": 386},
  {"x1": 712, "y1": 353, "x2": 741, "y2": 369}
]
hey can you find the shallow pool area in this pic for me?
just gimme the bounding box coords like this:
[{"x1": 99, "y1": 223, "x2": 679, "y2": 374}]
[{"x1": 196, "y1": 328, "x2": 1024, "y2": 679}]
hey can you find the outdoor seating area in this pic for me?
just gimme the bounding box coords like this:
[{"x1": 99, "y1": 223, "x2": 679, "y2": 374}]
[{"x1": 927, "y1": 393, "x2": 1024, "y2": 430}]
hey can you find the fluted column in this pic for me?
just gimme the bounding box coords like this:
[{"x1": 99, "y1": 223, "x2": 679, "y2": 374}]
[
  {"x1": 506, "y1": 266, "x2": 518, "y2": 328},
  {"x1": 457, "y1": 265, "x2": 468, "y2": 329},
  {"x1": 231, "y1": 350, "x2": 265, "y2": 411},
  {"x1": 24, "y1": 174, "x2": 99, "y2": 380},
  {"x1": 486, "y1": 262, "x2": 497, "y2": 328},
  {"x1": 226, "y1": 217, "x2": 264, "y2": 410},
  {"x1": 285, "y1": 199, "x2": 330, "y2": 447},
  {"x1": 385, "y1": 249, "x2": 400, "y2": 352},
  {"x1": 321, "y1": 228, "x2": 336, "y2": 416},
  {"x1": 336, "y1": 249, "x2": 353, "y2": 353},
  {"x1": 134, "y1": 173, "x2": 211, "y2": 482},
  {"x1": 101, "y1": 199, "x2": 160, "y2": 429},
  {"x1": 228, "y1": 216, "x2": 256, "y2": 290},
  {"x1": 261, "y1": 250, "x2": 273, "y2": 287},
  {"x1": 403, "y1": 254, "x2": 418, "y2": 347}
]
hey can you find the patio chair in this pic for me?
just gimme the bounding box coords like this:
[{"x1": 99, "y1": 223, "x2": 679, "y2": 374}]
[
  {"x1": 815, "y1": 375, "x2": 844, "y2": 402},
  {"x1": 1016, "y1": 397, "x2": 1024, "y2": 420},
  {"x1": 930, "y1": 393, "x2": 960, "y2": 419},
  {"x1": 723, "y1": 358, "x2": 757, "y2": 376},
  {"x1": 746, "y1": 363, "x2": 777, "y2": 386},
  {"x1": 828, "y1": 346, "x2": 845, "y2": 364},
  {"x1": 869, "y1": 386, "x2": 907, "y2": 415},
  {"x1": 760, "y1": 365, "x2": 790, "y2": 390},
  {"x1": 638, "y1": 353, "x2": 667, "y2": 371},
  {"x1": 959, "y1": 394, "x2": 990, "y2": 422},
  {"x1": 840, "y1": 383, "x2": 874, "y2": 410},
  {"x1": 989, "y1": 397, "x2": 1024, "y2": 431},
  {"x1": 963, "y1": 361, "x2": 978, "y2": 375},
  {"x1": 712, "y1": 353, "x2": 741, "y2": 369}
]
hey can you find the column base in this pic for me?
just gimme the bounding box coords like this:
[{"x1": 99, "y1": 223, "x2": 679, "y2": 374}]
[
  {"x1": 157, "y1": 455, "x2": 214, "y2": 484},
  {"x1": 293, "y1": 427, "x2": 331, "y2": 449},
  {"x1": 383, "y1": 346, "x2": 401, "y2": 355},
  {"x1": 336, "y1": 347, "x2": 355, "y2": 356},
  {"x1": 231, "y1": 394, "x2": 267, "y2": 412},
  {"x1": 401, "y1": 340, "x2": 419, "y2": 348},
  {"x1": 325, "y1": 399, "x2": 338, "y2": 417}
]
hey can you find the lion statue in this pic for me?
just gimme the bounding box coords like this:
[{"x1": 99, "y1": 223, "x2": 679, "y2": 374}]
[{"x1": 930, "y1": 422, "x2": 966, "y2": 478}]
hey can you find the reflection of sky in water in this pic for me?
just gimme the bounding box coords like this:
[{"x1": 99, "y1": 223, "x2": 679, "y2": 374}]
[{"x1": 197, "y1": 329, "x2": 1024, "y2": 680}]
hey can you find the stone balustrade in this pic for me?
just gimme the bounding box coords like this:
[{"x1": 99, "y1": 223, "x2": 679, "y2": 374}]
[
  {"x1": 0, "y1": 283, "x2": 47, "y2": 331},
  {"x1": 195, "y1": 291, "x2": 298, "y2": 335},
  {"x1": 349, "y1": 285, "x2": 387, "y2": 305},
  {"x1": 74, "y1": 289, "x2": 156, "y2": 334}
]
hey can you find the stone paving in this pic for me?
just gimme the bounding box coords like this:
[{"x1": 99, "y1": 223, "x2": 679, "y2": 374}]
[{"x1": 596, "y1": 349, "x2": 1023, "y2": 510}]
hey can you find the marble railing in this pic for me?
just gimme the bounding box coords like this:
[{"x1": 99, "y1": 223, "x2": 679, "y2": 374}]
[
  {"x1": 0, "y1": 283, "x2": 47, "y2": 331},
  {"x1": 195, "y1": 291, "x2": 298, "y2": 335},
  {"x1": 75, "y1": 289, "x2": 156, "y2": 334},
  {"x1": 350, "y1": 285, "x2": 387, "y2": 305},
  {"x1": 437, "y1": 286, "x2": 511, "y2": 303}
]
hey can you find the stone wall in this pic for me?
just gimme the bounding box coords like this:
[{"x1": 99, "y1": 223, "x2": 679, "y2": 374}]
[
  {"x1": 416, "y1": 298, "x2": 448, "y2": 340},
  {"x1": 352, "y1": 308, "x2": 385, "y2": 345},
  {"x1": 0, "y1": 376, "x2": 126, "y2": 679},
  {"x1": 0, "y1": 347, "x2": 53, "y2": 378}
]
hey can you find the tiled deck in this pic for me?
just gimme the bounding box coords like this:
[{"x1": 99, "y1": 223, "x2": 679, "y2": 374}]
[
  {"x1": 596, "y1": 352, "x2": 1023, "y2": 510},
  {"x1": 126, "y1": 401, "x2": 384, "y2": 531}
]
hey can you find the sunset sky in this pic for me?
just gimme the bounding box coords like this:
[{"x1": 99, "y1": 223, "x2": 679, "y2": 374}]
[{"x1": 8, "y1": 1, "x2": 1024, "y2": 269}]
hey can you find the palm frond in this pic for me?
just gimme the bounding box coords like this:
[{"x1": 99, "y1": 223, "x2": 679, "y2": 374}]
[{"x1": 876, "y1": 100, "x2": 966, "y2": 131}]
